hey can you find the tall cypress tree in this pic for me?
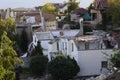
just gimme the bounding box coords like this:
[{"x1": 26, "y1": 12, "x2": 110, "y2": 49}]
[
  {"x1": 19, "y1": 29, "x2": 28, "y2": 53},
  {"x1": 30, "y1": 41, "x2": 43, "y2": 56}
]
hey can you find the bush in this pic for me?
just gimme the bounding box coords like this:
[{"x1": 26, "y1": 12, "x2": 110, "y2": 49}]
[
  {"x1": 47, "y1": 55, "x2": 80, "y2": 80},
  {"x1": 110, "y1": 49, "x2": 120, "y2": 68},
  {"x1": 95, "y1": 23, "x2": 105, "y2": 30},
  {"x1": 67, "y1": 56, "x2": 80, "y2": 76},
  {"x1": 29, "y1": 56, "x2": 48, "y2": 76}
]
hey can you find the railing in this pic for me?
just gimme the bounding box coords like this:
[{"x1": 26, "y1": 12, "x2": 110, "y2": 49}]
[{"x1": 49, "y1": 51, "x2": 62, "y2": 55}]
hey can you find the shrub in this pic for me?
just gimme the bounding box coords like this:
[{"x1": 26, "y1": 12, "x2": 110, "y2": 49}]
[
  {"x1": 47, "y1": 55, "x2": 80, "y2": 80},
  {"x1": 29, "y1": 56, "x2": 48, "y2": 76},
  {"x1": 67, "y1": 56, "x2": 80, "y2": 76},
  {"x1": 110, "y1": 49, "x2": 120, "y2": 68}
]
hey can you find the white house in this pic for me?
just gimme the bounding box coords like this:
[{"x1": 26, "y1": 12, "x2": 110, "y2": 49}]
[
  {"x1": 48, "y1": 34, "x2": 117, "y2": 76},
  {"x1": 31, "y1": 30, "x2": 79, "y2": 60},
  {"x1": 27, "y1": 26, "x2": 117, "y2": 76}
]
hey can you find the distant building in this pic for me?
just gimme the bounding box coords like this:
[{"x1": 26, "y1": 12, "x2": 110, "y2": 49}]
[
  {"x1": 52, "y1": 2, "x2": 68, "y2": 15},
  {"x1": 70, "y1": 8, "x2": 90, "y2": 22},
  {"x1": 90, "y1": 9, "x2": 102, "y2": 25},
  {"x1": 0, "y1": 9, "x2": 6, "y2": 19},
  {"x1": 70, "y1": 8, "x2": 102, "y2": 25},
  {"x1": 1, "y1": 8, "x2": 58, "y2": 44},
  {"x1": 2, "y1": 8, "x2": 57, "y2": 31}
]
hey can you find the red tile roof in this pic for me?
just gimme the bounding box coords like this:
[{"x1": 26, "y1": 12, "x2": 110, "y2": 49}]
[
  {"x1": 72, "y1": 8, "x2": 87, "y2": 14},
  {"x1": 15, "y1": 10, "x2": 56, "y2": 23}
]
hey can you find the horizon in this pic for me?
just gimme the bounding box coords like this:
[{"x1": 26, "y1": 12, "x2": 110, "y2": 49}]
[{"x1": 0, "y1": 0, "x2": 94, "y2": 9}]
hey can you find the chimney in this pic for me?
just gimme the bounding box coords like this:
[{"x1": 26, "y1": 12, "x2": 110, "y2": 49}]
[
  {"x1": 60, "y1": 30, "x2": 64, "y2": 36},
  {"x1": 39, "y1": 9, "x2": 46, "y2": 31},
  {"x1": 79, "y1": 18, "x2": 84, "y2": 35}
]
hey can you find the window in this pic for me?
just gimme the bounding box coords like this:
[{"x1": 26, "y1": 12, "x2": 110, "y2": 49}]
[
  {"x1": 85, "y1": 42, "x2": 89, "y2": 50},
  {"x1": 101, "y1": 61, "x2": 108, "y2": 68},
  {"x1": 62, "y1": 42, "x2": 64, "y2": 50},
  {"x1": 72, "y1": 43, "x2": 74, "y2": 51},
  {"x1": 92, "y1": 13, "x2": 97, "y2": 20},
  {"x1": 57, "y1": 42, "x2": 59, "y2": 50},
  {"x1": 65, "y1": 42, "x2": 67, "y2": 50}
]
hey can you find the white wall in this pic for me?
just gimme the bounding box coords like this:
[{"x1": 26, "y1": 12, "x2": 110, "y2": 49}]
[
  {"x1": 67, "y1": 40, "x2": 79, "y2": 63},
  {"x1": 59, "y1": 38, "x2": 68, "y2": 55},
  {"x1": 49, "y1": 38, "x2": 79, "y2": 61},
  {"x1": 48, "y1": 42, "x2": 58, "y2": 53},
  {"x1": 32, "y1": 34, "x2": 38, "y2": 46},
  {"x1": 77, "y1": 49, "x2": 114, "y2": 76},
  {"x1": 32, "y1": 33, "x2": 52, "y2": 60},
  {"x1": 91, "y1": 10, "x2": 102, "y2": 25}
]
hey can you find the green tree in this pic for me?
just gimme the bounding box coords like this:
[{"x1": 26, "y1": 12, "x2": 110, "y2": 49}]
[
  {"x1": 47, "y1": 55, "x2": 80, "y2": 80},
  {"x1": 87, "y1": 3, "x2": 95, "y2": 14},
  {"x1": 0, "y1": 17, "x2": 16, "y2": 41},
  {"x1": 19, "y1": 29, "x2": 29, "y2": 53},
  {"x1": 29, "y1": 56, "x2": 48, "y2": 76},
  {"x1": 68, "y1": 0, "x2": 79, "y2": 13},
  {"x1": 41, "y1": 3, "x2": 58, "y2": 14},
  {"x1": 0, "y1": 32, "x2": 23, "y2": 80},
  {"x1": 94, "y1": 0, "x2": 108, "y2": 30},
  {"x1": 110, "y1": 49, "x2": 120, "y2": 68},
  {"x1": 107, "y1": 0, "x2": 120, "y2": 25},
  {"x1": 31, "y1": 41, "x2": 43, "y2": 56}
]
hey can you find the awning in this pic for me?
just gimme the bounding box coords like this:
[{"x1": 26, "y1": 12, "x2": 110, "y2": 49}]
[{"x1": 82, "y1": 13, "x2": 91, "y2": 20}]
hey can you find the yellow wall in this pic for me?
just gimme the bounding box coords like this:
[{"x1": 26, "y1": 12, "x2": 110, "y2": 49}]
[
  {"x1": 107, "y1": 0, "x2": 112, "y2": 3},
  {"x1": 45, "y1": 21, "x2": 57, "y2": 30},
  {"x1": 45, "y1": 21, "x2": 56, "y2": 27}
]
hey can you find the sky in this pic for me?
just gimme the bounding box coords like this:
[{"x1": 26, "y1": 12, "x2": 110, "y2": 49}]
[{"x1": 0, "y1": 0, "x2": 94, "y2": 9}]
